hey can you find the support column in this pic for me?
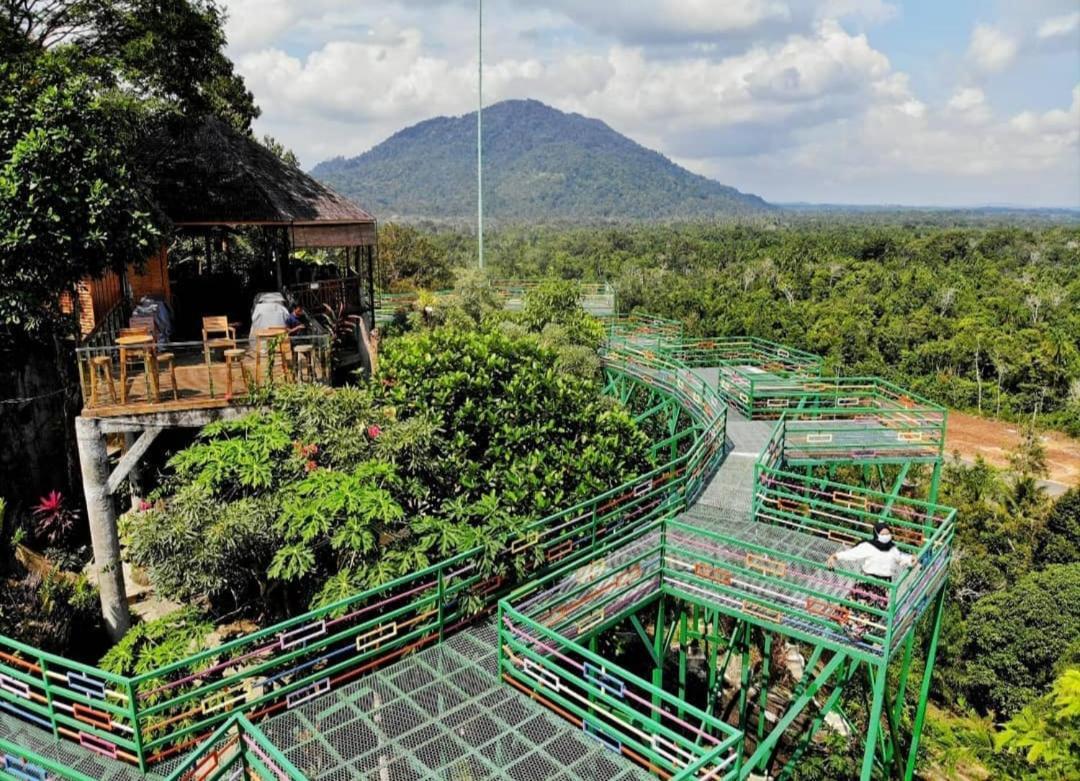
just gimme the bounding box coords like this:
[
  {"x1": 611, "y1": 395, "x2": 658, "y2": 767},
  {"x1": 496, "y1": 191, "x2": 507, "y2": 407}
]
[
  {"x1": 75, "y1": 417, "x2": 131, "y2": 640},
  {"x1": 123, "y1": 431, "x2": 147, "y2": 511}
]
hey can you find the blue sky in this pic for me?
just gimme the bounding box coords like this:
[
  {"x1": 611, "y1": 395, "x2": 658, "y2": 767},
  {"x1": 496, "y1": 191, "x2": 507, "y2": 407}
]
[{"x1": 221, "y1": 0, "x2": 1080, "y2": 208}]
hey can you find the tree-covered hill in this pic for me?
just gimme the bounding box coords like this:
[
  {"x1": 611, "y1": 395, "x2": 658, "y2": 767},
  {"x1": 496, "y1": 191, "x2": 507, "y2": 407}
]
[{"x1": 311, "y1": 99, "x2": 773, "y2": 223}]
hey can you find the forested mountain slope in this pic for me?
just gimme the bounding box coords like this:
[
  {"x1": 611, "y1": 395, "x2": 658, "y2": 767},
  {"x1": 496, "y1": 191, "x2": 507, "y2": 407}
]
[{"x1": 311, "y1": 99, "x2": 772, "y2": 223}]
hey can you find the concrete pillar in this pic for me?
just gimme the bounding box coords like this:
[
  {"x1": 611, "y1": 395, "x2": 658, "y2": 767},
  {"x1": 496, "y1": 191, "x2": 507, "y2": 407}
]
[
  {"x1": 123, "y1": 430, "x2": 147, "y2": 511},
  {"x1": 75, "y1": 416, "x2": 131, "y2": 640}
]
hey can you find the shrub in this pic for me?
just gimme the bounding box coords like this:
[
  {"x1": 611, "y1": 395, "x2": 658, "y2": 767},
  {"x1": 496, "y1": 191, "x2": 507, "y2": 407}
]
[
  {"x1": 962, "y1": 564, "x2": 1080, "y2": 717},
  {"x1": 1035, "y1": 489, "x2": 1080, "y2": 567},
  {"x1": 0, "y1": 570, "x2": 104, "y2": 658},
  {"x1": 99, "y1": 607, "x2": 213, "y2": 678}
]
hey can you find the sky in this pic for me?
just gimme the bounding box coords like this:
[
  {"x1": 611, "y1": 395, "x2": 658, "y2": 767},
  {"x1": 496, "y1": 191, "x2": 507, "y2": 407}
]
[{"x1": 220, "y1": 0, "x2": 1080, "y2": 208}]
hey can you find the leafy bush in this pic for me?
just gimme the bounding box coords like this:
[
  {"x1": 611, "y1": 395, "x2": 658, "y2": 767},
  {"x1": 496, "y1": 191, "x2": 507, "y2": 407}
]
[
  {"x1": 0, "y1": 571, "x2": 103, "y2": 658},
  {"x1": 962, "y1": 564, "x2": 1080, "y2": 717},
  {"x1": 1035, "y1": 489, "x2": 1080, "y2": 566},
  {"x1": 996, "y1": 667, "x2": 1080, "y2": 779},
  {"x1": 122, "y1": 487, "x2": 281, "y2": 610},
  {"x1": 99, "y1": 607, "x2": 213, "y2": 676},
  {"x1": 131, "y1": 324, "x2": 651, "y2": 621}
]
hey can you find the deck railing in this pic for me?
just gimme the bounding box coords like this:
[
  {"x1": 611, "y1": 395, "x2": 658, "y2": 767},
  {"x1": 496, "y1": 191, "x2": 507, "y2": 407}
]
[
  {"x1": 74, "y1": 334, "x2": 331, "y2": 415},
  {"x1": 284, "y1": 277, "x2": 370, "y2": 318},
  {"x1": 500, "y1": 525, "x2": 744, "y2": 781},
  {"x1": 0, "y1": 341, "x2": 728, "y2": 771},
  {"x1": 766, "y1": 398, "x2": 946, "y2": 465}
]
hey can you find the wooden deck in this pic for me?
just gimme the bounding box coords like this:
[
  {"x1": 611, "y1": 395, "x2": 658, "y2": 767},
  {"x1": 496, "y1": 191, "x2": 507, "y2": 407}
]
[{"x1": 80, "y1": 349, "x2": 325, "y2": 418}]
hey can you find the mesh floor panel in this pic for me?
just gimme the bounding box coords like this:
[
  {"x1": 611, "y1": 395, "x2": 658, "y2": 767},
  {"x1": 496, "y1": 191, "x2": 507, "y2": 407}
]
[
  {"x1": 0, "y1": 710, "x2": 162, "y2": 781},
  {"x1": 260, "y1": 623, "x2": 653, "y2": 781}
]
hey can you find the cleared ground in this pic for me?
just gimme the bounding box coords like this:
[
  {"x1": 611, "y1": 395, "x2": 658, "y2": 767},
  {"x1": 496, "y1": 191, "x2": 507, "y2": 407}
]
[{"x1": 945, "y1": 411, "x2": 1079, "y2": 493}]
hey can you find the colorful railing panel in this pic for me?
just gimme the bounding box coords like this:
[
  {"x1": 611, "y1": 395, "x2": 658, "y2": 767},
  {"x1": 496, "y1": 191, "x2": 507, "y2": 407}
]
[{"x1": 500, "y1": 607, "x2": 742, "y2": 781}]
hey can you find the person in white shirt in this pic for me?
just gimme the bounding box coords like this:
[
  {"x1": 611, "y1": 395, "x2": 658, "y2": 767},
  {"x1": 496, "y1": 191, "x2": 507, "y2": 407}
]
[
  {"x1": 827, "y1": 522, "x2": 918, "y2": 580},
  {"x1": 826, "y1": 522, "x2": 919, "y2": 638}
]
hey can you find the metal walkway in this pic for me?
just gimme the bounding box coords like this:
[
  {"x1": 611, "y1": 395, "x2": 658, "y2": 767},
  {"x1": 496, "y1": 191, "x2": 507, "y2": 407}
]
[{"x1": 257, "y1": 623, "x2": 651, "y2": 781}]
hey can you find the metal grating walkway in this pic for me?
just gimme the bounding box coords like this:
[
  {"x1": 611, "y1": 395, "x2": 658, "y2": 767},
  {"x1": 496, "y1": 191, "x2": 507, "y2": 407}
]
[{"x1": 259, "y1": 623, "x2": 652, "y2": 781}]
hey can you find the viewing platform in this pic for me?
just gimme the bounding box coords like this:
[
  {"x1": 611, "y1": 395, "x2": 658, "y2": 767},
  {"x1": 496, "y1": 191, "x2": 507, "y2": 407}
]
[{"x1": 75, "y1": 334, "x2": 332, "y2": 419}]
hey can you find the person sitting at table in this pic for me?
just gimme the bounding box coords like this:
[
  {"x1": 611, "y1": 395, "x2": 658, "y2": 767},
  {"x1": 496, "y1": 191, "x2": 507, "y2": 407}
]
[{"x1": 250, "y1": 299, "x2": 306, "y2": 336}]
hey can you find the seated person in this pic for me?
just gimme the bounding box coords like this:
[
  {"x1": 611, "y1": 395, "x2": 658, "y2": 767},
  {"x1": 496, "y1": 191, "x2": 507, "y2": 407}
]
[{"x1": 250, "y1": 300, "x2": 306, "y2": 336}]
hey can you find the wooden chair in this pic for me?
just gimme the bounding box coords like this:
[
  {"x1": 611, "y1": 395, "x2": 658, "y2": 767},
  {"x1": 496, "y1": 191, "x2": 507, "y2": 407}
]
[
  {"x1": 129, "y1": 316, "x2": 158, "y2": 341},
  {"x1": 202, "y1": 316, "x2": 236, "y2": 355},
  {"x1": 293, "y1": 343, "x2": 316, "y2": 382},
  {"x1": 223, "y1": 348, "x2": 250, "y2": 398},
  {"x1": 202, "y1": 316, "x2": 237, "y2": 398},
  {"x1": 89, "y1": 354, "x2": 117, "y2": 407}
]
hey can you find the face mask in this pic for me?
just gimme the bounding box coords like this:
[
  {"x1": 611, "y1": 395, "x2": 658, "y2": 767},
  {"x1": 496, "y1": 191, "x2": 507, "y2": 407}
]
[{"x1": 877, "y1": 533, "x2": 892, "y2": 545}]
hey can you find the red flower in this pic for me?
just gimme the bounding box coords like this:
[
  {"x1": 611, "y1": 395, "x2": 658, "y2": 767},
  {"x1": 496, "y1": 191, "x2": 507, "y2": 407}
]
[
  {"x1": 139, "y1": 500, "x2": 152, "y2": 512},
  {"x1": 305, "y1": 460, "x2": 318, "y2": 473},
  {"x1": 366, "y1": 424, "x2": 381, "y2": 439}
]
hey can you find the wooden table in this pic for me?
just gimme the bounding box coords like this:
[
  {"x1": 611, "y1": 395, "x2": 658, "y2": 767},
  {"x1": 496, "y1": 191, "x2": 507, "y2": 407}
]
[
  {"x1": 253, "y1": 327, "x2": 293, "y2": 384},
  {"x1": 117, "y1": 333, "x2": 159, "y2": 404}
]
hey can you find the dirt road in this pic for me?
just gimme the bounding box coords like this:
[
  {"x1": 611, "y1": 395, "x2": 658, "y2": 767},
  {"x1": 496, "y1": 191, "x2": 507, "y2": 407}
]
[{"x1": 945, "y1": 410, "x2": 1080, "y2": 494}]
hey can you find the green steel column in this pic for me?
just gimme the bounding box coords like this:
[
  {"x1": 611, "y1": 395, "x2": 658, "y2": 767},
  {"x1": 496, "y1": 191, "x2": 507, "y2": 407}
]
[
  {"x1": 903, "y1": 586, "x2": 948, "y2": 781},
  {"x1": 757, "y1": 632, "x2": 772, "y2": 741},
  {"x1": 496, "y1": 601, "x2": 505, "y2": 679},
  {"x1": 437, "y1": 568, "x2": 445, "y2": 643},
  {"x1": 36, "y1": 657, "x2": 60, "y2": 740},
  {"x1": 737, "y1": 622, "x2": 752, "y2": 732},
  {"x1": 127, "y1": 678, "x2": 146, "y2": 772},
  {"x1": 651, "y1": 596, "x2": 667, "y2": 722},
  {"x1": 928, "y1": 459, "x2": 943, "y2": 505},
  {"x1": 892, "y1": 631, "x2": 916, "y2": 729},
  {"x1": 860, "y1": 660, "x2": 889, "y2": 781},
  {"x1": 677, "y1": 607, "x2": 688, "y2": 719}
]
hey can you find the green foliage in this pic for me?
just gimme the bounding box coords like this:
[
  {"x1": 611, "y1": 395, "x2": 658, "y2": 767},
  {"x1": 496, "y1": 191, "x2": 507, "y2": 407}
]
[
  {"x1": 1035, "y1": 489, "x2": 1080, "y2": 566},
  {"x1": 961, "y1": 564, "x2": 1080, "y2": 717},
  {"x1": 996, "y1": 668, "x2": 1080, "y2": 778},
  {"x1": 133, "y1": 324, "x2": 648, "y2": 620},
  {"x1": 375, "y1": 326, "x2": 652, "y2": 513},
  {"x1": 404, "y1": 223, "x2": 1079, "y2": 428},
  {"x1": 377, "y1": 223, "x2": 455, "y2": 290},
  {"x1": 0, "y1": 569, "x2": 103, "y2": 658},
  {"x1": 1, "y1": 0, "x2": 258, "y2": 338},
  {"x1": 99, "y1": 607, "x2": 212, "y2": 677},
  {"x1": 0, "y1": 50, "x2": 158, "y2": 334},
  {"x1": 122, "y1": 487, "x2": 280, "y2": 609}
]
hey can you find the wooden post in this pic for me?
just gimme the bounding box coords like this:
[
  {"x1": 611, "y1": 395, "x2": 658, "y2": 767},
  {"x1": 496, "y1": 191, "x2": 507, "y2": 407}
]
[{"x1": 75, "y1": 416, "x2": 131, "y2": 640}]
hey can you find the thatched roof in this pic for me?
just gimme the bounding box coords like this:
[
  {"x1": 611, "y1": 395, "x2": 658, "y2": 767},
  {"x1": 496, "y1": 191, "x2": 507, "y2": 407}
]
[{"x1": 145, "y1": 117, "x2": 375, "y2": 236}]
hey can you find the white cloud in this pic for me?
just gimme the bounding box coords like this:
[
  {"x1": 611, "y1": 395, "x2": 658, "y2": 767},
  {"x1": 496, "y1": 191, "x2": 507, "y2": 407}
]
[
  {"x1": 223, "y1": 1, "x2": 1079, "y2": 207},
  {"x1": 967, "y1": 24, "x2": 1018, "y2": 72},
  {"x1": 1037, "y1": 11, "x2": 1080, "y2": 39},
  {"x1": 946, "y1": 86, "x2": 990, "y2": 123}
]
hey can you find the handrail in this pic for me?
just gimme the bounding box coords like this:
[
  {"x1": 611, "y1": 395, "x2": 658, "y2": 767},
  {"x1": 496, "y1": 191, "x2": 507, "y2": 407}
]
[{"x1": 1, "y1": 316, "x2": 955, "y2": 775}]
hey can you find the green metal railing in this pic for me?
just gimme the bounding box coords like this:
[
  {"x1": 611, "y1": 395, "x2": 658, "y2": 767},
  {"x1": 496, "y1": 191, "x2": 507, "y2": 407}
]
[
  {"x1": 161, "y1": 714, "x2": 305, "y2": 781},
  {"x1": 2, "y1": 317, "x2": 957, "y2": 781},
  {"x1": 0, "y1": 338, "x2": 728, "y2": 772},
  {"x1": 499, "y1": 525, "x2": 745, "y2": 781}
]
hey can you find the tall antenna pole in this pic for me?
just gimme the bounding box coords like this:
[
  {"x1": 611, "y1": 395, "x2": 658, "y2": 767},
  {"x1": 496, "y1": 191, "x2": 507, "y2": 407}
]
[{"x1": 477, "y1": 0, "x2": 484, "y2": 270}]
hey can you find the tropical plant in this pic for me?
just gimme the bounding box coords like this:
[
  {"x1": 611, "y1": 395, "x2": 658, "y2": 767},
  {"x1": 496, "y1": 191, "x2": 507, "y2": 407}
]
[
  {"x1": 32, "y1": 490, "x2": 77, "y2": 546},
  {"x1": 996, "y1": 667, "x2": 1080, "y2": 779},
  {"x1": 961, "y1": 564, "x2": 1080, "y2": 717}
]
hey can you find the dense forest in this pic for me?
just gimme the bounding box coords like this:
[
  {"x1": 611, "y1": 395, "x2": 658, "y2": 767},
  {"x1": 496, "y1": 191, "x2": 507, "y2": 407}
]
[{"x1": 380, "y1": 222, "x2": 1080, "y2": 435}]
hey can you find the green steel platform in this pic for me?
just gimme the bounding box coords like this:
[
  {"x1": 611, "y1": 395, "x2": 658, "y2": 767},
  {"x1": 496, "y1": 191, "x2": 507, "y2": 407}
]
[{"x1": 257, "y1": 623, "x2": 651, "y2": 781}]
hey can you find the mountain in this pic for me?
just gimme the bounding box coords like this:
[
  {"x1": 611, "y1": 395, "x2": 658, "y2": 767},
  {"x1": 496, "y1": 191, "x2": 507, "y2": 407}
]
[{"x1": 310, "y1": 99, "x2": 773, "y2": 223}]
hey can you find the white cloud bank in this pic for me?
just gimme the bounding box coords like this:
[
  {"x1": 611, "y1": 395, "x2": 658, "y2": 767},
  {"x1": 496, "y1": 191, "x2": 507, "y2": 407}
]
[{"x1": 221, "y1": 1, "x2": 1080, "y2": 207}]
